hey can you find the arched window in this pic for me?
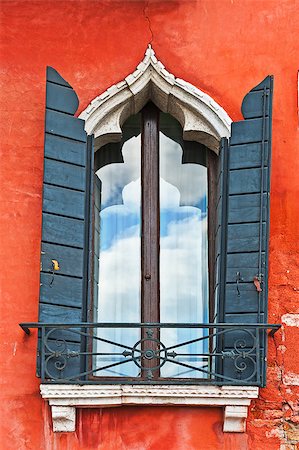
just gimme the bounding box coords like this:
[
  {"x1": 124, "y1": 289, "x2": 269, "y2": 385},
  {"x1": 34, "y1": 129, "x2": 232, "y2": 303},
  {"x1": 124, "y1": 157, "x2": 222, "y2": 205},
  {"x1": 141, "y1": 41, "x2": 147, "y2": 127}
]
[
  {"x1": 19, "y1": 55, "x2": 278, "y2": 433},
  {"x1": 92, "y1": 103, "x2": 216, "y2": 378},
  {"x1": 27, "y1": 50, "x2": 276, "y2": 394}
]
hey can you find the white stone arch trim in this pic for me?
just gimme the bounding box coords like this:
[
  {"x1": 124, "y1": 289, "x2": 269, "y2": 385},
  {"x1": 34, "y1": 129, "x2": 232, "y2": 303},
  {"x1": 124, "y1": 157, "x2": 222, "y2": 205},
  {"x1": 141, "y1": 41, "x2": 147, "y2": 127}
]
[{"x1": 79, "y1": 45, "x2": 232, "y2": 153}]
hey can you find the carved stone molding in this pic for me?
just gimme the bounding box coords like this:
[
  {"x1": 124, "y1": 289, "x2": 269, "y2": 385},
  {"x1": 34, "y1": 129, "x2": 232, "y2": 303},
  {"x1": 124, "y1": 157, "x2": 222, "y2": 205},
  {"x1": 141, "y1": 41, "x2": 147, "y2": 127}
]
[
  {"x1": 41, "y1": 384, "x2": 258, "y2": 433},
  {"x1": 79, "y1": 46, "x2": 232, "y2": 152}
]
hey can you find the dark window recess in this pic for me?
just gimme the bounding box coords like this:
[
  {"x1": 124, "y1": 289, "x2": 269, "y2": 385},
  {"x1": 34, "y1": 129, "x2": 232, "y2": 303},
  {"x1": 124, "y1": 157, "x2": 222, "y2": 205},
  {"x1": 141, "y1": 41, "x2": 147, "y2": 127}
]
[{"x1": 20, "y1": 67, "x2": 280, "y2": 386}]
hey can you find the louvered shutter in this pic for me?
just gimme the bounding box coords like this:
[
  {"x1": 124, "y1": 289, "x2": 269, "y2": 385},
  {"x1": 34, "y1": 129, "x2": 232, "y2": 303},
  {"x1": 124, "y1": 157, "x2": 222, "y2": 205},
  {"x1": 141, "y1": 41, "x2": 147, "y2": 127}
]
[
  {"x1": 38, "y1": 67, "x2": 93, "y2": 379},
  {"x1": 216, "y1": 76, "x2": 273, "y2": 385}
]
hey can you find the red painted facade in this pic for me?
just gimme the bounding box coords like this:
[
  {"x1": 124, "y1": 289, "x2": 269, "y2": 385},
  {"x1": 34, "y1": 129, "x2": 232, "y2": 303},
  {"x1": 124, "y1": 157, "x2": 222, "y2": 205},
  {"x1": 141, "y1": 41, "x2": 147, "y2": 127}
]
[{"x1": 0, "y1": 1, "x2": 298, "y2": 449}]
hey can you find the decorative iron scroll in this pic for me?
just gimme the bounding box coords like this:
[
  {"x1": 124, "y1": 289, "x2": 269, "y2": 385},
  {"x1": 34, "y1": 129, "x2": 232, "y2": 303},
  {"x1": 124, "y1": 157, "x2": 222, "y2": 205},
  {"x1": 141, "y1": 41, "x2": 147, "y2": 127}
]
[{"x1": 20, "y1": 322, "x2": 280, "y2": 386}]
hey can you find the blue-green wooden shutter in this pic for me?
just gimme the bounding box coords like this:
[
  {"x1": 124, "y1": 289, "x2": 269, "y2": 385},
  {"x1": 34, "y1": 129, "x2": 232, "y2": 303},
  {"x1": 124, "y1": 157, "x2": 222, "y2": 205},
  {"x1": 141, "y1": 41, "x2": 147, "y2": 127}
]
[
  {"x1": 216, "y1": 76, "x2": 273, "y2": 385},
  {"x1": 38, "y1": 67, "x2": 93, "y2": 379}
]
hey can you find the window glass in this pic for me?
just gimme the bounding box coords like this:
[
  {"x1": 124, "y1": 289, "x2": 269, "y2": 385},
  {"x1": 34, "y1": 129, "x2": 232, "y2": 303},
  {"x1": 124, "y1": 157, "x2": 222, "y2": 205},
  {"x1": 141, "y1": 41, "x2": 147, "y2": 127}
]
[
  {"x1": 93, "y1": 115, "x2": 141, "y2": 377},
  {"x1": 92, "y1": 110, "x2": 209, "y2": 379},
  {"x1": 159, "y1": 114, "x2": 209, "y2": 377}
]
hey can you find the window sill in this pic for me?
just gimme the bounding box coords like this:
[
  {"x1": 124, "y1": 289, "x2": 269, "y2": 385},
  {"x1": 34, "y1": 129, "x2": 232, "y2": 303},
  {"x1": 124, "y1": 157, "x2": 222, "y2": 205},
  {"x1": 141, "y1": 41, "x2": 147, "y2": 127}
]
[{"x1": 40, "y1": 384, "x2": 259, "y2": 433}]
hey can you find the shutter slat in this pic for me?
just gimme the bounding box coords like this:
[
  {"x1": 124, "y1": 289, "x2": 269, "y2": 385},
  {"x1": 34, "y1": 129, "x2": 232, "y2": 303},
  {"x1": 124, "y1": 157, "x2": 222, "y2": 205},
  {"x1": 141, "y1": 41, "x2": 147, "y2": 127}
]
[
  {"x1": 228, "y1": 193, "x2": 267, "y2": 223},
  {"x1": 45, "y1": 134, "x2": 86, "y2": 166},
  {"x1": 46, "y1": 82, "x2": 79, "y2": 115},
  {"x1": 227, "y1": 222, "x2": 266, "y2": 253},
  {"x1": 40, "y1": 273, "x2": 83, "y2": 308},
  {"x1": 226, "y1": 252, "x2": 265, "y2": 282},
  {"x1": 39, "y1": 304, "x2": 82, "y2": 331},
  {"x1": 44, "y1": 158, "x2": 86, "y2": 190},
  {"x1": 225, "y1": 313, "x2": 261, "y2": 323},
  {"x1": 240, "y1": 90, "x2": 270, "y2": 119},
  {"x1": 41, "y1": 243, "x2": 84, "y2": 277},
  {"x1": 42, "y1": 213, "x2": 85, "y2": 248},
  {"x1": 46, "y1": 110, "x2": 86, "y2": 142},
  {"x1": 229, "y1": 167, "x2": 268, "y2": 194},
  {"x1": 39, "y1": 304, "x2": 82, "y2": 343},
  {"x1": 230, "y1": 118, "x2": 269, "y2": 145},
  {"x1": 225, "y1": 284, "x2": 260, "y2": 313},
  {"x1": 229, "y1": 142, "x2": 268, "y2": 169},
  {"x1": 241, "y1": 77, "x2": 272, "y2": 115},
  {"x1": 46, "y1": 67, "x2": 73, "y2": 88},
  {"x1": 43, "y1": 185, "x2": 85, "y2": 219}
]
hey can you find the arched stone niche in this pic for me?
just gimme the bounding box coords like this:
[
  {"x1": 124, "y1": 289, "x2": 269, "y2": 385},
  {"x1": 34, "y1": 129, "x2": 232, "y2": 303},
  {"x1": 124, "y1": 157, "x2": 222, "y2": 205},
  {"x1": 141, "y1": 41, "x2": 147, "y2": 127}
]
[{"x1": 79, "y1": 45, "x2": 232, "y2": 152}]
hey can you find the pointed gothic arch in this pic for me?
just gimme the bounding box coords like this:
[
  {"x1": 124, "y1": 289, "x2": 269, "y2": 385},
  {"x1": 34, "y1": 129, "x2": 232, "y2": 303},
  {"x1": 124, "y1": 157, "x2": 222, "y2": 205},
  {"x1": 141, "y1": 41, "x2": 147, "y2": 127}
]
[{"x1": 79, "y1": 46, "x2": 232, "y2": 152}]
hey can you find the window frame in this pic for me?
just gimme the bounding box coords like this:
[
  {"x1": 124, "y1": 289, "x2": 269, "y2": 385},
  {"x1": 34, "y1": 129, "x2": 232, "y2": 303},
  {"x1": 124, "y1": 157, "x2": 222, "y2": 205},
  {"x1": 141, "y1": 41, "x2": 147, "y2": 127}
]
[{"x1": 90, "y1": 102, "x2": 218, "y2": 382}]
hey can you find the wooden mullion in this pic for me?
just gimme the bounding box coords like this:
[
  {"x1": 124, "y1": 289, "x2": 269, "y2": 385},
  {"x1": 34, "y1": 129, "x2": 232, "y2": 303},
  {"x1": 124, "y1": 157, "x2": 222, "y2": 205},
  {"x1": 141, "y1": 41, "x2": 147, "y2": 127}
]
[{"x1": 141, "y1": 103, "x2": 160, "y2": 378}]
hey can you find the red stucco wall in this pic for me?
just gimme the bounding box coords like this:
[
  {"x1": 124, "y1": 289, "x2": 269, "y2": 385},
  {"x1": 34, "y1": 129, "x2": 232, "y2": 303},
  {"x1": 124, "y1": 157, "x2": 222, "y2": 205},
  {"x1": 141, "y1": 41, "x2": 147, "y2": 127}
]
[{"x1": 0, "y1": 1, "x2": 298, "y2": 449}]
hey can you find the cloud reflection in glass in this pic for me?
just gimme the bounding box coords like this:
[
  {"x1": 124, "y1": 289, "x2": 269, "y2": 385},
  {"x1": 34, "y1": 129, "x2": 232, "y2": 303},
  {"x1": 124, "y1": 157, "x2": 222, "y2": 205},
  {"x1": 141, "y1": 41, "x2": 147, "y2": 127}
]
[{"x1": 93, "y1": 126, "x2": 209, "y2": 378}]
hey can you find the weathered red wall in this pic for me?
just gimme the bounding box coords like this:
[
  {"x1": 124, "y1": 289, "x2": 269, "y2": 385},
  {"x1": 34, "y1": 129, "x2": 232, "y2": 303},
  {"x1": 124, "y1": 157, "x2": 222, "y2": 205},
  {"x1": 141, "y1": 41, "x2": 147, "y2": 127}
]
[{"x1": 0, "y1": 1, "x2": 298, "y2": 449}]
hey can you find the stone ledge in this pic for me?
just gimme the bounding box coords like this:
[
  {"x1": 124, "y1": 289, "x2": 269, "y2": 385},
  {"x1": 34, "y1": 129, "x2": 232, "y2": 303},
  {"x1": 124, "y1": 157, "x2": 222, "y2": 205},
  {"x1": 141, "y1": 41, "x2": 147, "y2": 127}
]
[{"x1": 41, "y1": 384, "x2": 258, "y2": 433}]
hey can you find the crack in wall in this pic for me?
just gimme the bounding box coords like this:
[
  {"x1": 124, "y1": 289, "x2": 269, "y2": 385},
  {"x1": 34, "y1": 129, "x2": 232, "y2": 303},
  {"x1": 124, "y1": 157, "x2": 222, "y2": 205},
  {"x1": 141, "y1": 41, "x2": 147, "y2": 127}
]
[{"x1": 144, "y1": 0, "x2": 154, "y2": 44}]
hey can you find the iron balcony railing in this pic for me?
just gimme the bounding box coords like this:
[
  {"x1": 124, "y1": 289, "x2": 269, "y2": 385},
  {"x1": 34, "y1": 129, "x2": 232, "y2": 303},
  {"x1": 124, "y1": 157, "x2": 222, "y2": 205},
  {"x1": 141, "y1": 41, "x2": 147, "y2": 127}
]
[{"x1": 19, "y1": 322, "x2": 280, "y2": 386}]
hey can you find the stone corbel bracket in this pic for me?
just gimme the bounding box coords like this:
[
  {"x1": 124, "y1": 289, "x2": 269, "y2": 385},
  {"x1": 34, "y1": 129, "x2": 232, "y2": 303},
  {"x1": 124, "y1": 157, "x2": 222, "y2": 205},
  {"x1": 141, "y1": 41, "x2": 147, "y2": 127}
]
[
  {"x1": 41, "y1": 384, "x2": 258, "y2": 433},
  {"x1": 79, "y1": 45, "x2": 232, "y2": 152}
]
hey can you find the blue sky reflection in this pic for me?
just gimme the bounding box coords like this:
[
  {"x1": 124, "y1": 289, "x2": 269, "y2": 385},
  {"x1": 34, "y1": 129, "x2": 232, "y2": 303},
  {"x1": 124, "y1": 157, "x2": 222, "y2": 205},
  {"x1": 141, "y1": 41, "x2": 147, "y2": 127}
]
[
  {"x1": 159, "y1": 133, "x2": 209, "y2": 378},
  {"x1": 93, "y1": 127, "x2": 209, "y2": 378}
]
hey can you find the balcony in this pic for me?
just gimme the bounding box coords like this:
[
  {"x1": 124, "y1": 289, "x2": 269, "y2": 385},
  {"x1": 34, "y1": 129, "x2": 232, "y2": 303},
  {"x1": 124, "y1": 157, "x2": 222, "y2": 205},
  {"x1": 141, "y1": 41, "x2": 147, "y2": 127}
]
[
  {"x1": 19, "y1": 322, "x2": 280, "y2": 386},
  {"x1": 19, "y1": 322, "x2": 280, "y2": 432}
]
